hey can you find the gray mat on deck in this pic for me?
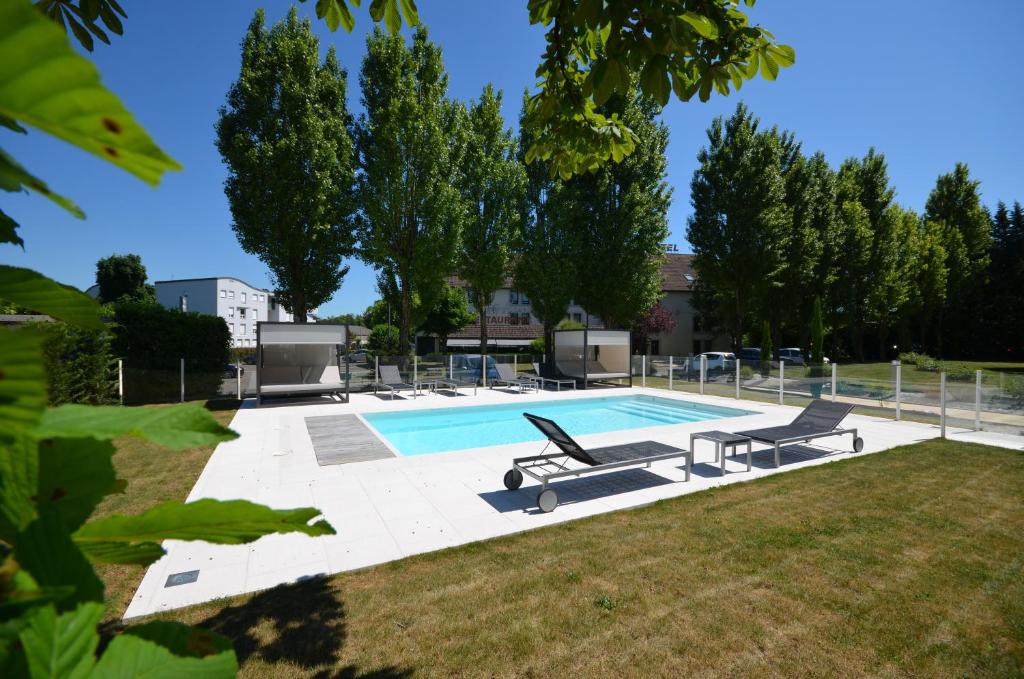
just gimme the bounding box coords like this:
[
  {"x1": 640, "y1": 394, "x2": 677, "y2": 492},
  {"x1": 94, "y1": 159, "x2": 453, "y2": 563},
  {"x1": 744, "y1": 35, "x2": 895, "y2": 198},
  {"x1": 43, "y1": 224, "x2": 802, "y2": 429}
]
[{"x1": 304, "y1": 414, "x2": 395, "y2": 466}]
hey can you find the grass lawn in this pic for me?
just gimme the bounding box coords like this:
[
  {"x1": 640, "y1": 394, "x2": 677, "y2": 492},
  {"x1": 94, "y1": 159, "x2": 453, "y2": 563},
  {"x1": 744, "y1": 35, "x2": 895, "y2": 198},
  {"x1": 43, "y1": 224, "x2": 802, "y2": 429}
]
[
  {"x1": 103, "y1": 439, "x2": 1024, "y2": 677},
  {"x1": 93, "y1": 398, "x2": 240, "y2": 621}
]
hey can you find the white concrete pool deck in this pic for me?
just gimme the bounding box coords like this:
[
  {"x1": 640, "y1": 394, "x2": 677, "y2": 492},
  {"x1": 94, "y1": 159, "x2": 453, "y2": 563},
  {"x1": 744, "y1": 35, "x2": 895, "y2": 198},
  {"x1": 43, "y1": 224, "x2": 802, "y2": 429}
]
[{"x1": 123, "y1": 385, "x2": 1021, "y2": 619}]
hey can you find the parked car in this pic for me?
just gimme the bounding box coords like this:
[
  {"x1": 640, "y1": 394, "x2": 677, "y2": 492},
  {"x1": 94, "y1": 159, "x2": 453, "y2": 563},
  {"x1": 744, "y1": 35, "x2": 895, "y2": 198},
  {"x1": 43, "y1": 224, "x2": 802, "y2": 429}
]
[
  {"x1": 451, "y1": 354, "x2": 499, "y2": 383},
  {"x1": 699, "y1": 352, "x2": 737, "y2": 373},
  {"x1": 739, "y1": 347, "x2": 761, "y2": 367},
  {"x1": 778, "y1": 347, "x2": 805, "y2": 366},
  {"x1": 346, "y1": 350, "x2": 369, "y2": 364},
  {"x1": 224, "y1": 363, "x2": 245, "y2": 378}
]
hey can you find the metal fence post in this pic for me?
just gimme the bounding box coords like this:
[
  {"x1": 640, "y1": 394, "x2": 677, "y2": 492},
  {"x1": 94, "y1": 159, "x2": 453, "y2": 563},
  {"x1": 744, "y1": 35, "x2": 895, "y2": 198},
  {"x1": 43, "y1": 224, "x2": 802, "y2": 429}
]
[
  {"x1": 641, "y1": 355, "x2": 646, "y2": 389},
  {"x1": 513, "y1": 354, "x2": 517, "y2": 376},
  {"x1": 179, "y1": 357, "x2": 185, "y2": 403},
  {"x1": 117, "y1": 359, "x2": 124, "y2": 405},
  {"x1": 237, "y1": 359, "x2": 241, "y2": 400},
  {"x1": 831, "y1": 363, "x2": 837, "y2": 402},
  {"x1": 940, "y1": 371, "x2": 947, "y2": 438},
  {"x1": 778, "y1": 360, "x2": 784, "y2": 405},
  {"x1": 894, "y1": 360, "x2": 901, "y2": 421},
  {"x1": 975, "y1": 369, "x2": 982, "y2": 431},
  {"x1": 449, "y1": 354, "x2": 454, "y2": 379},
  {"x1": 481, "y1": 356, "x2": 487, "y2": 388},
  {"x1": 375, "y1": 355, "x2": 379, "y2": 383},
  {"x1": 413, "y1": 354, "x2": 418, "y2": 386},
  {"x1": 699, "y1": 354, "x2": 706, "y2": 395},
  {"x1": 669, "y1": 356, "x2": 674, "y2": 391},
  {"x1": 735, "y1": 358, "x2": 740, "y2": 400}
]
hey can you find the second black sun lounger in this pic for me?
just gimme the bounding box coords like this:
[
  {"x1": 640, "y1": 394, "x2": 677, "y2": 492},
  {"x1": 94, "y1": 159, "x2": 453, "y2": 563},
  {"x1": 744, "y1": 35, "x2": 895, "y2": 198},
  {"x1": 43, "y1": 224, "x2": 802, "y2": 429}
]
[
  {"x1": 503, "y1": 413, "x2": 690, "y2": 512},
  {"x1": 736, "y1": 399, "x2": 864, "y2": 468}
]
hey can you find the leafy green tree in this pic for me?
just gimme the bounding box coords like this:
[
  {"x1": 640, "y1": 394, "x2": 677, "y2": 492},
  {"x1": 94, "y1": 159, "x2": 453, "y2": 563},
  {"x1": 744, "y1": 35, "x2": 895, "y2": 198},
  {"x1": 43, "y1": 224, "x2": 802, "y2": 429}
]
[
  {"x1": 687, "y1": 103, "x2": 790, "y2": 351},
  {"x1": 455, "y1": 85, "x2": 527, "y2": 355},
  {"x1": 1, "y1": 3, "x2": 335, "y2": 673},
  {"x1": 988, "y1": 202, "x2": 1024, "y2": 356},
  {"x1": 368, "y1": 323, "x2": 401, "y2": 355},
  {"x1": 356, "y1": 26, "x2": 462, "y2": 353},
  {"x1": 318, "y1": 312, "x2": 364, "y2": 325},
  {"x1": 901, "y1": 218, "x2": 948, "y2": 352},
  {"x1": 216, "y1": 8, "x2": 357, "y2": 323},
  {"x1": 43, "y1": 1, "x2": 794, "y2": 179},
  {"x1": 418, "y1": 283, "x2": 476, "y2": 351},
  {"x1": 570, "y1": 91, "x2": 672, "y2": 329},
  {"x1": 924, "y1": 162, "x2": 992, "y2": 356},
  {"x1": 831, "y1": 197, "x2": 873, "y2": 361},
  {"x1": 776, "y1": 151, "x2": 840, "y2": 350},
  {"x1": 514, "y1": 95, "x2": 578, "y2": 370},
  {"x1": 95, "y1": 253, "x2": 154, "y2": 304}
]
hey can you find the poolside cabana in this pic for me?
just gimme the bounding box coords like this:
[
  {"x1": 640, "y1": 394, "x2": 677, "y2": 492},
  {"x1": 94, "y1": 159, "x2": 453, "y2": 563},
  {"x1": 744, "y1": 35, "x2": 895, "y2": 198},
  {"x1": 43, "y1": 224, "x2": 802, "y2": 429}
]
[
  {"x1": 553, "y1": 328, "x2": 632, "y2": 389},
  {"x1": 256, "y1": 322, "x2": 348, "y2": 405}
]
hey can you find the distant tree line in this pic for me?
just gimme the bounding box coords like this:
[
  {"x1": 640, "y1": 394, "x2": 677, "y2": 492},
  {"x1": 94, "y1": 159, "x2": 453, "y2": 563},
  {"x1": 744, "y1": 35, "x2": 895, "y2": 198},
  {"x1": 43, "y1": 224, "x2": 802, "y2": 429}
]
[
  {"x1": 217, "y1": 12, "x2": 672, "y2": 364},
  {"x1": 688, "y1": 104, "x2": 1023, "y2": 361}
]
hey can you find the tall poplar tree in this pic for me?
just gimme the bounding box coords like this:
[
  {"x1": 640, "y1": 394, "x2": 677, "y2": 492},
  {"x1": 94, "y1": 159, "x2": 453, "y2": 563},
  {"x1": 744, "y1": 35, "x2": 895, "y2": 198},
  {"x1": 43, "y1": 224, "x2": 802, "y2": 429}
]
[
  {"x1": 569, "y1": 91, "x2": 672, "y2": 329},
  {"x1": 216, "y1": 8, "x2": 356, "y2": 322},
  {"x1": 514, "y1": 94, "x2": 578, "y2": 370},
  {"x1": 687, "y1": 103, "x2": 790, "y2": 350},
  {"x1": 924, "y1": 163, "x2": 992, "y2": 356},
  {"x1": 355, "y1": 27, "x2": 462, "y2": 353},
  {"x1": 456, "y1": 85, "x2": 527, "y2": 355}
]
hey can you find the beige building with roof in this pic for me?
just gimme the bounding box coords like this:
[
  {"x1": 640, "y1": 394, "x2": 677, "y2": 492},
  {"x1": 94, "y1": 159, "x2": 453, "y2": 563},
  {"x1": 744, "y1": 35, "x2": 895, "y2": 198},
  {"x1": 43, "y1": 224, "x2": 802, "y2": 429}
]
[{"x1": 441, "y1": 253, "x2": 728, "y2": 355}]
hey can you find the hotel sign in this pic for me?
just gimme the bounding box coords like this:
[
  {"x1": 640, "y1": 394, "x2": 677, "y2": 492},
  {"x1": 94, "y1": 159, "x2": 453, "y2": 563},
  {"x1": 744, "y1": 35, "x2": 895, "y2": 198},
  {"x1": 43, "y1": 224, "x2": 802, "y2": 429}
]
[{"x1": 664, "y1": 243, "x2": 679, "y2": 252}]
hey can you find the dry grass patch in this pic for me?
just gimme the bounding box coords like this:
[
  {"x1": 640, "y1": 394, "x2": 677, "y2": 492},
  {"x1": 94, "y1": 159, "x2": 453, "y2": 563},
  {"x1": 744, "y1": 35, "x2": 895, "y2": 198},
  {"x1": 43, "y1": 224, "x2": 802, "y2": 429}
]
[{"x1": 114, "y1": 439, "x2": 1024, "y2": 678}]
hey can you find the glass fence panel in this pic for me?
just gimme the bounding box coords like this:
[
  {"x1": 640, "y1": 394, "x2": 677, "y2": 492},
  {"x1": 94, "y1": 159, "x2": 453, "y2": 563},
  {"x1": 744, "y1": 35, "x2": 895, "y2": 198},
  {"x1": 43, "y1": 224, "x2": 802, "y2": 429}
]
[{"x1": 979, "y1": 371, "x2": 1024, "y2": 436}]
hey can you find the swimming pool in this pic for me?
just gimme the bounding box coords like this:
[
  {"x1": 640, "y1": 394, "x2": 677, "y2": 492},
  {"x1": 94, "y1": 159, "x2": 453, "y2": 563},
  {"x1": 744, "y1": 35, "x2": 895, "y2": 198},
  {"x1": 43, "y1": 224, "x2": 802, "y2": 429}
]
[{"x1": 362, "y1": 395, "x2": 756, "y2": 456}]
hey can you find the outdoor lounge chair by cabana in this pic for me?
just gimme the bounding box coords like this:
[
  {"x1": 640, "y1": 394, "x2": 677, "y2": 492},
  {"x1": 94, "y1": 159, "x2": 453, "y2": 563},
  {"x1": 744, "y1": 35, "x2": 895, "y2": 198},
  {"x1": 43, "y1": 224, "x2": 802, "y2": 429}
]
[
  {"x1": 491, "y1": 363, "x2": 538, "y2": 393},
  {"x1": 553, "y1": 328, "x2": 632, "y2": 388},
  {"x1": 503, "y1": 413, "x2": 690, "y2": 512},
  {"x1": 735, "y1": 399, "x2": 864, "y2": 468},
  {"x1": 374, "y1": 365, "x2": 417, "y2": 400}
]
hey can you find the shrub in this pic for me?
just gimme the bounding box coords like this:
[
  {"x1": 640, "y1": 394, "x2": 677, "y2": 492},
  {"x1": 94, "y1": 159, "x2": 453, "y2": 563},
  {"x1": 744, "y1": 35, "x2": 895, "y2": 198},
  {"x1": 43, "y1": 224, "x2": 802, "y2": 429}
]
[
  {"x1": 30, "y1": 320, "x2": 118, "y2": 405},
  {"x1": 529, "y1": 336, "x2": 545, "y2": 354},
  {"x1": 368, "y1": 323, "x2": 401, "y2": 355},
  {"x1": 898, "y1": 351, "x2": 929, "y2": 365},
  {"x1": 740, "y1": 365, "x2": 755, "y2": 380},
  {"x1": 113, "y1": 301, "x2": 231, "y2": 404},
  {"x1": 915, "y1": 355, "x2": 942, "y2": 372},
  {"x1": 556, "y1": 318, "x2": 585, "y2": 330},
  {"x1": 944, "y1": 363, "x2": 974, "y2": 382},
  {"x1": 1004, "y1": 376, "x2": 1024, "y2": 402}
]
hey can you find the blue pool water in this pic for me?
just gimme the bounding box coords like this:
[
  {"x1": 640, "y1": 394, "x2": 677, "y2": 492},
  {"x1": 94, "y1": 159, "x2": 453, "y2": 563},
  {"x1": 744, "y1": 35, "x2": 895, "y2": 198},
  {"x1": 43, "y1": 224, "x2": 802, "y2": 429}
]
[{"x1": 362, "y1": 395, "x2": 755, "y2": 456}]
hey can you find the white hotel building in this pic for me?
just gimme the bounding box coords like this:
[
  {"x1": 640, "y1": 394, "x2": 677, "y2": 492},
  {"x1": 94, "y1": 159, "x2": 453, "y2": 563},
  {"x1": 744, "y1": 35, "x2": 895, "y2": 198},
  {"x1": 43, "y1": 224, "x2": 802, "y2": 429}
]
[{"x1": 153, "y1": 277, "x2": 299, "y2": 348}]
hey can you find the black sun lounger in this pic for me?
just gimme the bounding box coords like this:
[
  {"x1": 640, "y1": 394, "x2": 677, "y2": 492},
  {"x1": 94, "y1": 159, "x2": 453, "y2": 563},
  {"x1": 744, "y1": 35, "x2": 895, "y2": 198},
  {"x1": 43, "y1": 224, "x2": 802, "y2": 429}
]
[
  {"x1": 503, "y1": 413, "x2": 690, "y2": 513},
  {"x1": 373, "y1": 365, "x2": 417, "y2": 400},
  {"x1": 736, "y1": 399, "x2": 863, "y2": 468}
]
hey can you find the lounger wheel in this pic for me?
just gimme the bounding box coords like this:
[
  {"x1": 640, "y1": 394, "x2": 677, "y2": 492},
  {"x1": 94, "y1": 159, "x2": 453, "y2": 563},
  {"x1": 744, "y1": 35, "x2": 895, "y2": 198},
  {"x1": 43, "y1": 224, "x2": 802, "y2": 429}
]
[
  {"x1": 537, "y1": 489, "x2": 558, "y2": 513},
  {"x1": 853, "y1": 436, "x2": 864, "y2": 453},
  {"x1": 503, "y1": 468, "x2": 523, "y2": 491}
]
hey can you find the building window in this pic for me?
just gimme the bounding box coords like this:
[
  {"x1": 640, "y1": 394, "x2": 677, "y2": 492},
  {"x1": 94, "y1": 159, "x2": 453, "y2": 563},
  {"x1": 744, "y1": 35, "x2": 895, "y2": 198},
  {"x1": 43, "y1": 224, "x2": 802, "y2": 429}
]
[
  {"x1": 228, "y1": 307, "x2": 234, "y2": 318},
  {"x1": 252, "y1": 325, "x2": 256, "y2": 334},
  {"x1": 259, "y1": 294, "x2": 265, "y2": 302},
  {"x1": 178, "y1": 295, "x2": 187, "y2": 312},
  {"x1": 228, "y1": 290, "x2": 235, "y2": 299},
  {"x1": 270, "y1": 298, "x2": 277, "y2": 310},
  {"x1": 241, "y1": 292, "x2": 246, "y2": 303},
  {"x1": 252, "y1": 309, "x2": 258, "y2": 320},
  {"x1": 693, "y1": 314, "x2": 702, "y2": 332},
  {"x1": 229, "y1": 323, "x2": 234, "y2": 334},
  {"x1": 520, "y1": 291, "x2": 529, "y2": 304},
  {"x1": 238, "y1": 307, "x2": 246, "y2": 319},
  {"x1": 240, "y1": 324, "x2": 246, "y2": 335},
  {"x1": 220, "y1": 289, "x2": 226, "y2": 298}
]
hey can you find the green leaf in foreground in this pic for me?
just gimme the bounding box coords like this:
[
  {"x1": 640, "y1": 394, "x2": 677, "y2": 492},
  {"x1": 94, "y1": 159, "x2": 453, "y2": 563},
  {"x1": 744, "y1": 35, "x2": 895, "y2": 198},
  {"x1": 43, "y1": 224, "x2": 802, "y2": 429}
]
[
  {"x1": 37, "y1": 437, "x2": 120, "y2": 532},
  {"x1": 93, "y1": 622, "x2": 237, "y2": 678},
  {"x1": 0, "y1": 207, "x2": 22, "y2": 247},
  {"x1": 36, "y1": 403, "x2": 238, "y2": 449},
  {"x1": 0, "y1": 147, "x2": 85, "y2": 218},
  {"x1": 0, "y1": 328, "x2": 48, "y2": 436},
  {"x1": 0, "y1": 266, "x2": 103, "y2": 330},
  {"x1": 76, "y1": 539, "x2": 165, "y2": 566},
  {"x1": 18, "y1": 602, "x2": 103, "y2": 679},
  {"x1": 0, "y1": 433, "x2": 39, "y2": 541},
  {"x1": 0, "y1": 0, "x2": 181, "y2": 185},
  {"x1": 76, "y1": 499, "x2": 335, "y2": 547},
  {"x1": 16, "y1": 509, "x2": 105, "y2": 610}
]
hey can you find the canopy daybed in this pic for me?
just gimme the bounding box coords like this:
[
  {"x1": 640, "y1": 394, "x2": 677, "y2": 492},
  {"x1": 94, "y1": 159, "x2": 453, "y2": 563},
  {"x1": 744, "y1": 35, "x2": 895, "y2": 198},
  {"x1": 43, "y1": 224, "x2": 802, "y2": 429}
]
[
  {"x1": 256, "y1": 322, "x2": 348, "y2": 405},
  {"x1": 553, "y1": 328, "x2": 632, "y2": 389}
]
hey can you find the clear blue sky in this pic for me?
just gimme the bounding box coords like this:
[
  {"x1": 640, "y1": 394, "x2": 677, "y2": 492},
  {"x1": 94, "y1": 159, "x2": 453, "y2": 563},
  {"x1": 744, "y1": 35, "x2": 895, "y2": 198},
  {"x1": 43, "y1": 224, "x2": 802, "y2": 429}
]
[{"x1": 3, "y1": 1, "x2": 1022, "y2": 317}]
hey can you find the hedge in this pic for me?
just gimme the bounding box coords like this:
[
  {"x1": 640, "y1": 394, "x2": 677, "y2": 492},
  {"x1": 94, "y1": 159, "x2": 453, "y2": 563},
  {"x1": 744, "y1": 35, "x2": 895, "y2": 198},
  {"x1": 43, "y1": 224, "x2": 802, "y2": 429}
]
[
  {"x1": 29, "y1": 320, "x2": 118, "y2": 406},
  {"x1": 113, "y1": 302, "x2": 231, "y2": 404}
]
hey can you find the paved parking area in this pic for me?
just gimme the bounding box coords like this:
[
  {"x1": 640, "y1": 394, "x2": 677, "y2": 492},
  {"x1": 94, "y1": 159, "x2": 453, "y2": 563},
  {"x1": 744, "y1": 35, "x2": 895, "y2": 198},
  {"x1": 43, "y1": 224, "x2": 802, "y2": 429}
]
[{"x1": 124, "y1": 385, "x2": 1006, "y2": 618}]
